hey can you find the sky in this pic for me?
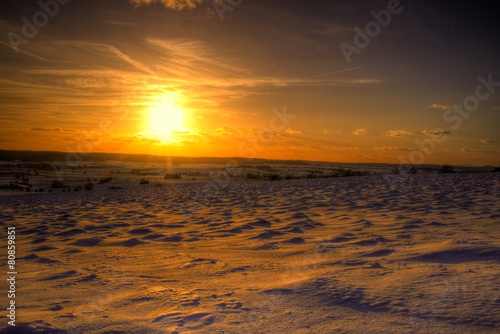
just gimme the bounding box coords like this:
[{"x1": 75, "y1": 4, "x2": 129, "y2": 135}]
[{"x1": 0, "y1": 0, "x2": 499, "y2": 166}]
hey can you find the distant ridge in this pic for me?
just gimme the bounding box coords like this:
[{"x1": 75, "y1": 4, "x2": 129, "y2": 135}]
[
  {"x1": 0, "y1": 149, "x2": 495, "y2": 171},
  {"x1": 0, "y1": 149, "x2": 309, "y2": 165}
]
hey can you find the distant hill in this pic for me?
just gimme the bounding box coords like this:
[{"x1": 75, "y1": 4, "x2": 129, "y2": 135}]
[
  {"x1": 0, "y1": 149, "x2": 495, "y2": 172},
  {"x1": 0, "y1": 149, "x2": 308, "y2": 166}
]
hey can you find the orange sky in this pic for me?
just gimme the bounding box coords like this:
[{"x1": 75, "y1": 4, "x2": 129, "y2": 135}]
[{"x1": 0, "y1": 0, "x2": 499, "y2": 166}]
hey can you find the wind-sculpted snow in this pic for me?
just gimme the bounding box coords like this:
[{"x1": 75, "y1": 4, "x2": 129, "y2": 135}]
[{"x1": 1, "y1": 173, "x2": 499, "y2": 333}]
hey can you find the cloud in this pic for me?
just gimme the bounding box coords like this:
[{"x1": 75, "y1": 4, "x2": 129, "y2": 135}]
[
  {"x1": 0, "y1": 41, "x2": 49, "y2": 62},
  {"x1": 322, "y1": 146, "x2": 359, "y2": 151},
  {"x1": 171, "y1": 130, "x2": 192, "y2": 135},
  {"x1": 285, "y1": 128, "x2": 302, "y2": 135},
  {"x1": 385, "y1": 130, "x2": 419, "y2": 137},
  {"x1": 427, "y1": 104, "x2": 451, "y2": 110},
  {"x1": 209, "y1": 125, "x2": 255, "y2": 137},
  {"x1": 353, "y1": 128, "x2": 368, "y2": 136},
  {"x1": 130, "y1": 0, "x2": 204, "y2": 10},
  {"x1": 322, "y1": 129, "x2": 331, "y2": 135},
  {"x1": 274, "y1": 145, "x2": 315, "y2": 152},
  {"x1": 422, "y1": 129, "x2": 450, "y2": 136},
  {"x1": 461, "y1": 148, "x2": 499, "y2": 154},
  {"x1": 345, "y1": 79, "x2": 382, "y2": 85},
  {"x1": 146, "y1": 39, "x2": 381, "y2": 91},
  {"x1": 374, "y1": 147, "x2": 414, "y2": 151},
  {"x1": 62, "y1": 76, "x2": 110, "y2": 89},
  {"x1": 30, "y1": 128, "x2": 61, "y2": 132},
  {"x1": 480, "y1": 139, "x2": 494, "y2": 144}
]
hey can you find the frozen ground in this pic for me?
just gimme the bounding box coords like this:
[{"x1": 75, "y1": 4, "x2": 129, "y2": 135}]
[{"x1": 1, "y1": 173, "x2": 499, "y2": 333}]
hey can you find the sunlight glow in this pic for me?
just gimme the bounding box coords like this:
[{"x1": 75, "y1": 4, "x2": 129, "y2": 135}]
[{"x1": 149, "y1": 101, "x2": 185, "y2": 135}]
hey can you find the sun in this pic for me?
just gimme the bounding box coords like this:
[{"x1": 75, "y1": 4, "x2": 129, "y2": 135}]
[{"x1": 149, "y1": 101, "x2": 185, "y2": 135}]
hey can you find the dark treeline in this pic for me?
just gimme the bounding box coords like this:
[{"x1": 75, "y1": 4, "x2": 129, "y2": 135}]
[
  {"x1": 246, "y1": 169, "x2": 369, "y2": 181},
  {"x1": 0, "y1": 150, "x2": 309, "y2": 166},
  {"x1": 0, "y1": 150, "x2": 497, "y2": 173}
]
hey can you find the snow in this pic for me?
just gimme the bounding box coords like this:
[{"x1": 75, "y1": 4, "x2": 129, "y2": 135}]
[{"x1": 1, "y1": 173, "x2": 499, "y2": 333}]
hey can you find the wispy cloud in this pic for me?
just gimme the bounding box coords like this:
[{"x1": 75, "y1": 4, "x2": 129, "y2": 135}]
[
  {"x1": 353, "y1": 128, "x2": 368, "y2": 136},
  {"x1": 374, "y1": 147, "x2": 414, "y2": 151},
  {"x1": 285, "y1": 128, "x2": 302, "y2": 135},
  {"x1": 30, "y1": 128, "x2": 62, "y2": 132},
  {"x1": 422, "y1": 129, "x2": 450, "y2": 136},
  {"x1": 480, "y1": 139, "x2": 494, "y2": 144},
  {"x1": 427, "y1": 103, "x2": 451, "y2": 110},
  {"x1": 304, "y1": 67, "x2": 361, "y2": 79},
  {"x1": 461, "y1": 148, "x2": 499, "y2": 154},
  {"x1": 321, "y1": 146, "x2": 360, "y2": 151},
  {"x1": 0, "y1": 40, "x2": 49, "y2": 62},
  {"x1": 427, "y1": 104, "x2": 451, "y2": 110},
  {"x1": 130, "y1": 0, "x2": 204, "y2": 10},
  {"x1": 345, "y1": 79, "x2": 382, "y2": 85},
  {"x1": 385, "y1": 130, "x2": 419, "y2": 137}
]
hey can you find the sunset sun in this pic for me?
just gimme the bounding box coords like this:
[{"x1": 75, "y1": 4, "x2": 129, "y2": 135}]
[
  {"x1": 2, "y1": 0, "x2": 500, "y2": 333},
  {"x1": 149, "y1": 101, "x2": 185, "y2": 135}
]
